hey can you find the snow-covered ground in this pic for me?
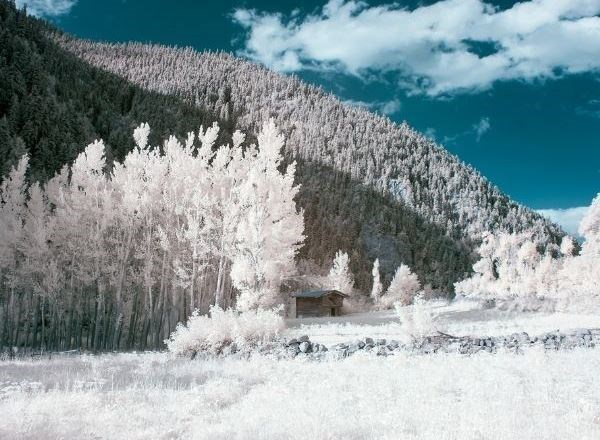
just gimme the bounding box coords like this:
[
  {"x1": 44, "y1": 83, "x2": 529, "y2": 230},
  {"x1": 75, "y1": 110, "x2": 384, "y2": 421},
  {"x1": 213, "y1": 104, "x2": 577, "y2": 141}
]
[
  {"x1": 3, "y1": 301, "x2": 600, "y2": 439},
  {"x1": 285, "y1": 299, "x2": 600, "y2": 345},
  {"x1": 2, "y1": 348, "x2": 600, "y2": 439}
]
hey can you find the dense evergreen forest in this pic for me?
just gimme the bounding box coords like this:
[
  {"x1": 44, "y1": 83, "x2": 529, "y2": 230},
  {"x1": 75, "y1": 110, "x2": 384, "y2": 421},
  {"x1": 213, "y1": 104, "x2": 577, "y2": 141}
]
[{"x1": 0, "y1": 0, "x2": 230, "y2": 182}]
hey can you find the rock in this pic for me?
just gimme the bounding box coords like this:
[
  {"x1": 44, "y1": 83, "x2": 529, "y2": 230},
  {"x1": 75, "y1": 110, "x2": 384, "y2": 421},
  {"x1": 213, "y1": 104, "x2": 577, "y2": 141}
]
[
  {"x1": 299, "y1": 342, "x2": 311, "y2": 353},
  {"x1": 287, "y1": 338, "x2": 298, "y2": 346},
  {"x1": 376, "y1": 339, "x2": 387, "y2": 346},
  {"x1": 376, "y1": 346, "x2": 388, "y2": 356},
  {"x1": 355, "y1": 340, "x2": 366, "y2": 349},
  {"x1": 364, "y1": 344, "x2": 374, "y2": 351},
  {"x1": 365, "y1": 337, "x2": 374, "y2": 345},
  {"x1": 298, "y1": 335, "x2": 310, "y2": 343},
  {"x1": 389, "y1": 340, "x2": 399, "y2": 348}
]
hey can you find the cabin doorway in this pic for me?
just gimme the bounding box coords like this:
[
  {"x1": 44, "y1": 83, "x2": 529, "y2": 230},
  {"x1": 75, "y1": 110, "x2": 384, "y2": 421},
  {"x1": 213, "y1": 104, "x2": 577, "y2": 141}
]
[{"x1": 330, "y1": 308, "x2": 336, "y2": 317}]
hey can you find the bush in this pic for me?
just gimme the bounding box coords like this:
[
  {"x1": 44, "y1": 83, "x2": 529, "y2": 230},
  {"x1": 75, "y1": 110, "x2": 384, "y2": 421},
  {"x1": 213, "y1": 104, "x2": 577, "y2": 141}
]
[
  {"x1": 394, "y1": 295, "x2": 436, "y2": 338},
  {"x1": 166, "y1": 306, "x2": 284, "y2": 356}
]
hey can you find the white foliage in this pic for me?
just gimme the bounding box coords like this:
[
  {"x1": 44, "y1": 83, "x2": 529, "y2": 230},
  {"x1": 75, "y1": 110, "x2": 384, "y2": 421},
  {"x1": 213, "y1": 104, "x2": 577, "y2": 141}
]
[
  {"x1": 370, "y1": 258, "x2": 382, "y2": 302},
  {"x1": 133, "y1": 122, "x2": 150, "y2": 149},
  {"x1": 380, "y1": 264, "x2": 421, "y2": 309},
  {"x1": 394, "y1": 295, "x2": 436, "y2": 338},
  {"x1": 165, "y1": 306, "x2": 284, "y2": 356},
  {"x1": 327, "y1": 250, "x2": 354, "y2": 295},
  {"x1": 579, "y1": 193, "x2": 600, "y2": 256},
  {"x1": 0, "y1": 120, "x2": 303, "y2": 349},
  {"x1": 231, "y1": 120, "x2": 304, "y2": 311},
  {"x1": 456, "y1": 193, "x2": 600, "y2": 311}
]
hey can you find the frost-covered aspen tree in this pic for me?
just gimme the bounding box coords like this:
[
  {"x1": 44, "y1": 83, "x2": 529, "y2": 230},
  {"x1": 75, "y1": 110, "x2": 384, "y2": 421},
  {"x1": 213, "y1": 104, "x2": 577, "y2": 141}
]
[
  {"x1": 371, "y1": 258, "x2": 383, "y2": 303},
  {"x1": 212, "y1": 131, "x2": 247, "y2": 308},
  {"x1": 231, "y1": 120, "x2": 304, "y2": 311},
  {"x1": 327, "y1": 250, "x2": 354, "y2": 295},
  {"x1": 0, "y1": 156, "x2": 28, "y2": 347},
  {"x1": 382, "y1": 264, "x2": 421, "y2": 308},
  {"x1": 579, "y1": 194, "x2": 600, "y2": 256}
]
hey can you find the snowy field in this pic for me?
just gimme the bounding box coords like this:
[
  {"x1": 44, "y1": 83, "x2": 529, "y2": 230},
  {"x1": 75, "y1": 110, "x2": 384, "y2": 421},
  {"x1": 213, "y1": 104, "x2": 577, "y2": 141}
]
[
  {"x1": 285, "y1": 299, "x2": 600, "y2": 345},
  {"x1": 3, "y1": 301, "x2": 600, "y2": 440},
  {"x1": 2, "y1": 348, "x2": 600, "y2": 439}
]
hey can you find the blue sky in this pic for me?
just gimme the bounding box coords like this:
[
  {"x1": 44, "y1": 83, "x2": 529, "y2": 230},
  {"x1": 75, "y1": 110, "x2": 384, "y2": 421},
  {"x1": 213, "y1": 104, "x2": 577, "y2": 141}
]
[{"x1": 19, "y1": 0, "x2": 600, "y2": 234}]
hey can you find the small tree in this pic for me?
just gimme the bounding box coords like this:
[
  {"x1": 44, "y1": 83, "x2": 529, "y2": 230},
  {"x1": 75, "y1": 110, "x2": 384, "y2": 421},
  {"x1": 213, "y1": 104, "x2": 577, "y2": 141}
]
[
  {"x1": 370, "y1": 258, "x2": 383, "y2": 303},
  {"x1": 327, "y1": 250, "x2": 354, "y2": 295},
  {"x1": 381, "y1": 264, "x2": 421, "y2": 308}
]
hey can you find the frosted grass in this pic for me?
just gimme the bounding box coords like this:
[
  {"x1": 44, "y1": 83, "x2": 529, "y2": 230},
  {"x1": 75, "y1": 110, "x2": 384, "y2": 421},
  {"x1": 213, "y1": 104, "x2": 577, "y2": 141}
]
[
  {"x1": 2, "y1": 348, "x2": 600, "y2": 439},
  {"x1": 285, "y1": 300, "x2": 600, "y2": 345}
]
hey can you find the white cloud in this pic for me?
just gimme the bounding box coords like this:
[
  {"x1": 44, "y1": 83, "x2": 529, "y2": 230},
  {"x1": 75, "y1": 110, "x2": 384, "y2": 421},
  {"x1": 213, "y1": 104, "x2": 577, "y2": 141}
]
[
  {"x1": 343, "y1": 98, "x2": 401, "y2": 115},
  {"x1": 537, "y1": 206, "x2": 589, "y2": 237},
  {"x1": 233, "y1": 0, "x2": 600, "y2": 96},
  {"x1": 15, "y1": 0, "x2": 77, "y2": 17},
  {"x1": 473, "y1": 117, "x2": 491, "y2": 141}
]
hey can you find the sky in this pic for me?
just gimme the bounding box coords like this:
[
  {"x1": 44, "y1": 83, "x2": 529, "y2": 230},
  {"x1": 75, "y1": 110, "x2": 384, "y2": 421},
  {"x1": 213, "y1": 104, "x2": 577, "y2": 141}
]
[{"x1": 18, "y1": 0, "x2": 600, "y2": 235}]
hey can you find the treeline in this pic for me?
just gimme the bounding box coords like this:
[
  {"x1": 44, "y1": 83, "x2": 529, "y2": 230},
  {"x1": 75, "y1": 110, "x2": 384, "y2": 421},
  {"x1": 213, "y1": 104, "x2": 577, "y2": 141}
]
[{"x1": 0, "y1": 120, "x2": 303, "y2": 351}]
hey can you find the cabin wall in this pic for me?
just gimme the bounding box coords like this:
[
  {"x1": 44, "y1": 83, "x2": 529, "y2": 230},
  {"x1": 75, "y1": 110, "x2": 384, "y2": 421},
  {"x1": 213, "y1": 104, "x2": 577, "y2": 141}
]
[
  {"x1": 295, "y1": 298, "x2": 324, "y2": 318},
  {"x1": 295, "y1": 294, "x2": 345, "y2": 318}
]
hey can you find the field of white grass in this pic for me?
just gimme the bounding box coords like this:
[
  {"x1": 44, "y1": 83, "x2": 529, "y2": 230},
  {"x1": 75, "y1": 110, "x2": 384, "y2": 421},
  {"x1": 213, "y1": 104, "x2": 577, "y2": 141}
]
[
  {"x1": 285, "y1": 299, "x2": 600, "y2": 345},
  {"x1": 2, "y1": 300, "x2": 600, "y2": 440}
]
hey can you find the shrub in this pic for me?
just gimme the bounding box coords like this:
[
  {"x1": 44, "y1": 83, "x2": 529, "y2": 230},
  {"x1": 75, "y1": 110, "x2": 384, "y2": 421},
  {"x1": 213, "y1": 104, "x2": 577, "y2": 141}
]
[
  {"x1": 166, "y1": 306, "x2": 284, "y2": 356},
  {"x1": 394, "y1": 295, "x2": 436, "y2": 338}
]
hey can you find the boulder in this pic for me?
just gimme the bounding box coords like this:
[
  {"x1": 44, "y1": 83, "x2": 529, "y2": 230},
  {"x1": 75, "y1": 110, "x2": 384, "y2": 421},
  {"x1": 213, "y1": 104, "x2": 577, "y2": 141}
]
[{"x1": 299, "y1": 341, "x2": 311, "y2": 353}]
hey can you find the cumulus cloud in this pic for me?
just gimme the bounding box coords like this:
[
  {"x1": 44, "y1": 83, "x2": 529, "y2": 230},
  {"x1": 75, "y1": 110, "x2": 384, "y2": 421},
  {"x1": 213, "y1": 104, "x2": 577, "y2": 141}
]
[
  {"x1": 537, "y1": 206, "x2": 589, "y2": 237},
  {"x1": 15, "y1": 0, "x2": 77, "y2": 17},
  {"x1": 344, "y1": 98, "x2": 401, "y2": 115},
  {"x1": 232, "y1": 0, "x2": 600, "y2": 96}
]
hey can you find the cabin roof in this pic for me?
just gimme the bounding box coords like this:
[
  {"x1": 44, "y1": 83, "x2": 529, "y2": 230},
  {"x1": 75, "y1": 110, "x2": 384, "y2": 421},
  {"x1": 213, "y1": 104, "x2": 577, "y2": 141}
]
[{"x1": 291, "y1": 289, "x2": 348, "y2": 299}]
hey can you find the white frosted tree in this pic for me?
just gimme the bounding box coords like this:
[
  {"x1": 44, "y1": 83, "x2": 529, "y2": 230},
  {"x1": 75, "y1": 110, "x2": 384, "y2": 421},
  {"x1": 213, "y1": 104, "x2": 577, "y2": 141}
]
[
  {"x1": 579, "y1": 194, "x2": 600, "y2": 256},
  {"x1": 0, "y1": 120, "x2": 308, "y2": 350},
  {"x1": 231, "y1": 120, "x2": 305, "y2": 311},
  {"x1": 381, "y1": 264, "x2": 421, "y2": 308},
  {"x1": 560, "y1": 236, "x2": 576, "y2": 257},
  {"x1": 327, "y1": 250, "x2": 354, "y2": 295},
  {"x1": 370, "y1": 258, "x2": 383, "y2": 303}
]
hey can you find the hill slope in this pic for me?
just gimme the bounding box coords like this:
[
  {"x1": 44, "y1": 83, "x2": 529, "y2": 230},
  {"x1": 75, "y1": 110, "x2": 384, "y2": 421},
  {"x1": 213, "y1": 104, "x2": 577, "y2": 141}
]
[
  {"x1": 54, "y1": 33, "x2": 564, "y2": 290},
  {"x1": 0, "y1": 0, "x2": 562, "y2": 293}
]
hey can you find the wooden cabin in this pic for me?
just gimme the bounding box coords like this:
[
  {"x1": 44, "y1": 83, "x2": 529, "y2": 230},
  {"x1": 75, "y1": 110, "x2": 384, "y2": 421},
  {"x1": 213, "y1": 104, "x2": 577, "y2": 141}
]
[{"x1": 291, "y1": 289, "x2": 348, "y2": 318}]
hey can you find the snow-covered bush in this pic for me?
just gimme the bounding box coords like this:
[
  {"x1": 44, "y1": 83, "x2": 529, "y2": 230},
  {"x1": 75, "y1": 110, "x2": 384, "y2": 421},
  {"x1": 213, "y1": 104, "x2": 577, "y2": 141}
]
[
  {"x1": 378, "y1": 264, "x2": 421, "y2": 309},
  {"x1": 166, "y1": 306, "x2": 284, "y2": 356},
  {"x1": 394, "y1": 295, "x2": 436, "y2": 338}
]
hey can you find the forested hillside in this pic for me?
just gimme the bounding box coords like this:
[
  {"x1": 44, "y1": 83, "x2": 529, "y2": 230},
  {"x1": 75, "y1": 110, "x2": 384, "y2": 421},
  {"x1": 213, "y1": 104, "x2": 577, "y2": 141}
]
[
  {"x1": 1, "y1": 0, "x2": 562, "y2": 297},
  {"x1": 55, "y1": 32, "x2": 565, "y2": 286},
  {"x1": 0, "y1": 1, "x2": 230, "y2": 182}
]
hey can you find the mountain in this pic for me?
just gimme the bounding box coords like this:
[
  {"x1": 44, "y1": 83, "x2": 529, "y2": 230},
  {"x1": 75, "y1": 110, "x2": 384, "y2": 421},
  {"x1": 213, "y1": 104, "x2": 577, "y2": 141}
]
[
  {"x1": 53, "y1": 32, "x2": 564, "y2": 290},
  {"x1": 0, "y1": 0, "x2": 563, "y2": 294}
]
